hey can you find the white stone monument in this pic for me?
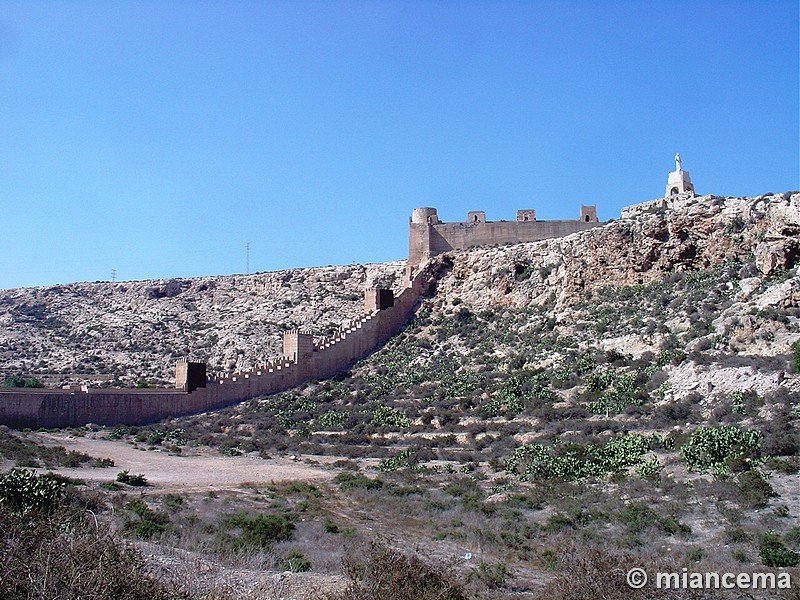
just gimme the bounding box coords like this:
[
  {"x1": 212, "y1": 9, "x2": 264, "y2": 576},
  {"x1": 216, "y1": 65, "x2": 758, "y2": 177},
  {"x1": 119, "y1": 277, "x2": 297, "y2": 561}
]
[{"x1": 665, "y1": 152, "x2": 695, "y2": 197}]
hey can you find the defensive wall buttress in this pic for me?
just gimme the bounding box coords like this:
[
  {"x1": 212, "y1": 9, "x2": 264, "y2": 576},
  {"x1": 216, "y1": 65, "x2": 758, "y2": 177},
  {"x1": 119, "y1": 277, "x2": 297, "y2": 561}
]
[{"x1": 0, "y1": 198, "x2": 620, "y2": 428}]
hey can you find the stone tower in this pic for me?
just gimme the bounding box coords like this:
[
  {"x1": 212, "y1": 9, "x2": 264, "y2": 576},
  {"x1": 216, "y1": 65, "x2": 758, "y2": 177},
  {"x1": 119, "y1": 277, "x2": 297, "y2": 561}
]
[{"x1": 666, "y1": 153, "x2": 695, "y2": 198}]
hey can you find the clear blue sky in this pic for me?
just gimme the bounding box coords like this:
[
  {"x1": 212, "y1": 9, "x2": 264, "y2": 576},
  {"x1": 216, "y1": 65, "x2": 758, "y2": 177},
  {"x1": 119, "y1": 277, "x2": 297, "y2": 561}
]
[{"x1": 1, "y1": 1, "x2": 797, "y2": 289}]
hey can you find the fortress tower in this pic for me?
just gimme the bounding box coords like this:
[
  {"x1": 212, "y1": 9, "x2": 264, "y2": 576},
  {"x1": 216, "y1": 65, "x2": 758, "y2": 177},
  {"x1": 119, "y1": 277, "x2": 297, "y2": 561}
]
[{"x1": 666, "y1": 153, "x2": 695, "y2": 198}]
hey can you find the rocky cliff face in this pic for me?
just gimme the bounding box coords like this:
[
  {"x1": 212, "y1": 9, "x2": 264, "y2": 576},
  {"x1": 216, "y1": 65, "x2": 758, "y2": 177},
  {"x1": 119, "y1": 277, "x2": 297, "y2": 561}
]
[
  {"x1": 414, "y1": 191, "x2": 800, "y2": 406},
  {"x1": 430, "y1": 191, "x2": 799, "y2": 312},
  {"x1": 0, "y1": 192, "x2": 797, "y2": 391}
]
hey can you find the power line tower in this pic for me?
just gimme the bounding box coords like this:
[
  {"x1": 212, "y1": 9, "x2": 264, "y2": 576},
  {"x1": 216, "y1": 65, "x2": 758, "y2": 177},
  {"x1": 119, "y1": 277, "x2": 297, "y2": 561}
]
[
  {"x1": 246, "y1": 242, "x2": 250, "y2": 275},
  {"x1": 111, "y1": 269, "x2": 117, "y2": 283}
]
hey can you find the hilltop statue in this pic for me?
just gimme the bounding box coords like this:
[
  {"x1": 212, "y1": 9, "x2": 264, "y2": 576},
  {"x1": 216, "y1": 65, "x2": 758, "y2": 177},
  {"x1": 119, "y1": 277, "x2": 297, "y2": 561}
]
[{"x1": 666, "y1": 153, "x2": 695, "y2": 197}]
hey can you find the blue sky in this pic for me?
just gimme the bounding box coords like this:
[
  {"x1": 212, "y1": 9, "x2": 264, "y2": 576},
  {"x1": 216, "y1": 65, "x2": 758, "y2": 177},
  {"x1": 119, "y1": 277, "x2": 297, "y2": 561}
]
[{"x1": 1, "y1": 1, "x2": 797, "y2": 289}]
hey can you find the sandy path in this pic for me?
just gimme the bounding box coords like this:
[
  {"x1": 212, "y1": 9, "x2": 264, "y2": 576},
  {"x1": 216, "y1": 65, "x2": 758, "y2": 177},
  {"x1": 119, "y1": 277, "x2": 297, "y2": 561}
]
[{"x1": 32, "y1": 433, "x2": 335, "y2": 493}]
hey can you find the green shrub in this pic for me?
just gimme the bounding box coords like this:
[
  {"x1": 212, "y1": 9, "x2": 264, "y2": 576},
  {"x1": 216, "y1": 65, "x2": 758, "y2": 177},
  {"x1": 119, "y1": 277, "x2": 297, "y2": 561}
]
[
  {"x1": 541, "y1": 549, "x2": 559, "y2": 570},
  {"x1": 108, "y1": 426, "x2": 129, "y2": 440},
  {"x1": 0, "y1": 469, "x2": 66, "y2": 515},
  {"x1": 377, "y1": 448, "x2": 417, "y2": 472},
  {"x1": 793, "y1": 340, "x2": 800, "y2": 373},
  {"x1": 505, "y1": 434, "x2": 652, "y2": 481},
  {"x1": 323, "y1": 519, "x2": 340, "y2": 534},
  {"x1": 760, "y1": 531, "x2": 800, "y2": 567},
  {"x1": 2, "y1": 375, "x2": 44, "y2": 388},
  {"x1": 318, "y1": 410, "x2": 348, "y2": 429},
  {"x1": 116, "y1": 471, "x2": 149, "y2": 486},
  {"x1": 225, "y1": 513, "x2": 294, "y2": 550},
  {"x1": 544, "y1": 513, "x2": 577, "y2": 533},
  {"x1": 618, "y1": 504, "x2": 659, "y2": 533},
  {"x1": 467, "y1": 561, "x2": 512, "y2": 589},
  {"x1": 370, "y1": 406, "x2": 410, "y2": 429},
  {"x1": 575, "y1": 353, "x2": 596, "y2": 375},
  {"x1": 725, "y1": 527, "x2": 751, "y2": 544},
  {"x1": 334, "y1": 472, "x2": 384, "y2": 490},
  {"x1": 281, "y1": 551, "x2": 311, "y2": 572},
  {"x1": 737, "y1": 470, "x2": 775, "y2": 508},
  {"x1": 680, "y1": 425, "x2": 762, "y2": 475},
  {"x1": 124, "y1": 500, "x2": 170, "y2": 539},
  {"x1": 732, "y1": 549, "x2": 751, "y2": 563}
]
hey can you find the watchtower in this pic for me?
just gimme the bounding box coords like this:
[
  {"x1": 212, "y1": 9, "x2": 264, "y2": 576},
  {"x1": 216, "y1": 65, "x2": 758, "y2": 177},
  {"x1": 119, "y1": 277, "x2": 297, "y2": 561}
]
[
  {"x1": 283, "y1": 329, "x2": 314, "y2": 365},
  {"x1": 580, "y1": 205, "x2": 599, "y2": 223},
  {"x1": 365, "y1": 288, "x2": 394, "y2": 312},
  {"x1": 466, "y1": 211, "x2": 486, "y2": 223},
  {"x1": 175, "y1": 359, "x2": 207, "y2": 393}
]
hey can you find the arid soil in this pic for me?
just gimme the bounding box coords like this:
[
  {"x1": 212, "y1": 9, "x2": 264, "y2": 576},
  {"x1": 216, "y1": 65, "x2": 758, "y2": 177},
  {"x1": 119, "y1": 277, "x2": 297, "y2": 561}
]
[{"x1": 31, "y1": 432, "x2": 336, "y2": 493}]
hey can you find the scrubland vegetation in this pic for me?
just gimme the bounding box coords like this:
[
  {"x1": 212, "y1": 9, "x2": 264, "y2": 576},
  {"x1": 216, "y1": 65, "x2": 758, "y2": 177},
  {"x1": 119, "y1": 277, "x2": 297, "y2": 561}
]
[{"x1": 1, "y1": 259, "x2": 799, "y2": 598}]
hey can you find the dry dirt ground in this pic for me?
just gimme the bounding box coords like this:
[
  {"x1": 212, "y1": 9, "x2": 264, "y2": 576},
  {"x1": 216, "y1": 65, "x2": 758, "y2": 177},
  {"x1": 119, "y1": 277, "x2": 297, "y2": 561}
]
[
  {"x1": 21, "y1": 432, "x2": 348, "y2": 600},
  {"x1": 30, "y1": 432, "x2": 336, "y2": 493}
]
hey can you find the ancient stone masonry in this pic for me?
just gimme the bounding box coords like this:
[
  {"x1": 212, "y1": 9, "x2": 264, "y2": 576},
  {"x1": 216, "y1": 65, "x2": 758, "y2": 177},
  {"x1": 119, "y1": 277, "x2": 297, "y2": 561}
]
[
  {"x1": 0, "y1": 191, "x2": 646, "y2": 428},
  {"x1": 0, "y1": 270, "x2": 429, "y2": 428},
  {"x1": 407, "y1": 205, "x2": 601, "y2": 280}
]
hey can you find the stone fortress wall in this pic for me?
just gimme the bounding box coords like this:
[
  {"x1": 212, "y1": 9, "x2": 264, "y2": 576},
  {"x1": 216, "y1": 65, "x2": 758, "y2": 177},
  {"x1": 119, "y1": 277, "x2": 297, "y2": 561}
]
[
  {"x1": 0, "y1": 200, "x2": 600, "y2": 429},
  {"x1": 0, "y1": 271, "x2": 427, "y2": 428},
  {"x1": 0, "y1": 157, "x2": 695, "y2": 428},
  {"x1": 407, "y1": 205, "x2": 601, "y2": 278}
]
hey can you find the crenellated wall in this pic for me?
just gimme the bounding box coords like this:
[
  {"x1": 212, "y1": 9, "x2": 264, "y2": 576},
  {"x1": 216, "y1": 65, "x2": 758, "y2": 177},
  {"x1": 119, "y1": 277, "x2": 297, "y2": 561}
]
[
  {"x1": 0, "y1": 203, "x2": 606, "y2": 429},
  {"x1": 408, "y1": 205, "x2": 601, "y2": 278},
  {"x1": 0, "y1": 269, "x2": 429, "y2": 429}
]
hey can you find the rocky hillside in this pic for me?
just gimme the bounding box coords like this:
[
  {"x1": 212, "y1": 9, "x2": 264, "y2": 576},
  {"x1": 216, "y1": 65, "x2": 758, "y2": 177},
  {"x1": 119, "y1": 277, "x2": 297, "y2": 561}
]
[
  {"x1": 2, "y1": 191, "x2": 799, "y2": 600},
  {"x1": 110, "y1": 190, "x2": 799, "y2": 599},
  {"x1": 0, "y1": 263, "x2": 404, "y2": 386},
  {"x1": 0, "y1": 191, "x2": 798, "y2": 390}
]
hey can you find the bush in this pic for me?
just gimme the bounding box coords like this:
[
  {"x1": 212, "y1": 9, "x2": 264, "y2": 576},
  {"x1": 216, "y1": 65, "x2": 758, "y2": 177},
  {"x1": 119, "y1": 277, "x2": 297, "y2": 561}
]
[
  {"x1": 536, "y1": 544, "x2": 650, "y2": 600},
  {"x1": 116, "y1": 471, "x2": 149, "y2": 486},
  {"x1": 505, "y1": 434, "x2": 652, "y2": 481},
  {"x1": 225, "y1": 513, "x2": 294, "y2": 550},
  {"x1": 370, "y1": 406, "x2": 411, "y2": 429},
  {"x1": 760, "y1": 531, "x2": 800, "y2": 567},
  {"x1": 793, "y1": 340, "x2": 800, "y2": 373},
  {"x1": 323, "y1": 539, "x2": 467, "y2": 600},
  {"x1": 737, "y1": 470, "x2": 775, "y2": 509},
  {"x1": 680, "y1": 425, "x2": 762, "y2": 475},
  {"x1": 124, "y1": 500, "x2": 170, "y2": 539},
  {"x1": 281, "y1": 551, "x2": 311, "y2": 572},
  {"x1": 318, "y1": 410, "x2": 348, "y2": 429},
  {"x1": 334, "y1": 472, "x2": 384, "y2": 490},
  {"x1": 0, "y1": 505, "x2": 173, "y2": 599},
  {"x1": 617, "y1": 504, "x2": 659, "y2": 533},
  {"x1": 0, "y1": 469, "x2": 66, "y2": 515},
  {"x1": 467, "y1": 561, "x2": 512, "y2": 589},
  {"x1": 2, "y1": 375, "x2": 44, "y2": 388}
]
